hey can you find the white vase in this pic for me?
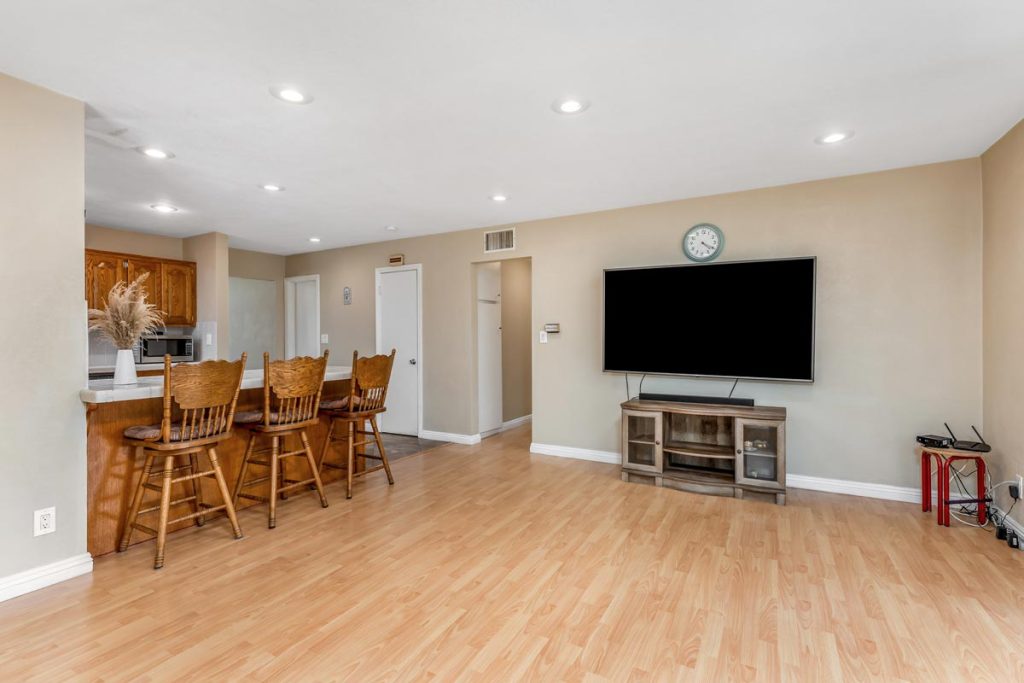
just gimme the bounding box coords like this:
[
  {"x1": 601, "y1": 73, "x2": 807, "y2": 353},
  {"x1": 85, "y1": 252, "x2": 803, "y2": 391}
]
[{"x1": 113, "y1": 349, "x2": 138, "y2": 385}]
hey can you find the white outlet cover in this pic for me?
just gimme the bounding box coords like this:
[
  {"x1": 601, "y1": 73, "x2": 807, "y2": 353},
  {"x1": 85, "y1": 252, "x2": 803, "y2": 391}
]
[
  {"x1": 34, "y1": 507, "x2": 55, "y2": 536},
  {"x1": 539, "y1": 330, "x2": 548, "y2": 344},
  {"x1": 320, "y1": 334, "x2": 329, "y2": 344}
]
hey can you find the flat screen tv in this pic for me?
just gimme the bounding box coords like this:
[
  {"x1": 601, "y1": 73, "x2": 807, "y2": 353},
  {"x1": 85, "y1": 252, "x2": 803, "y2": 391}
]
[{"x1": 603, "y1": 257, "x2": 815, "y2": 382}]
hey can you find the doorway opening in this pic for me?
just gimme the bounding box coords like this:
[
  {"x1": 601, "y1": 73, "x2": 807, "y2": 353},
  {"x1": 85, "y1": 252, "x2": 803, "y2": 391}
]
[
  {"x1": 284, "y1": 274, "x2": 320, "y2": 359},
  {"x1": 474, "y1": 257, "x2": 532, "y2": 438}
]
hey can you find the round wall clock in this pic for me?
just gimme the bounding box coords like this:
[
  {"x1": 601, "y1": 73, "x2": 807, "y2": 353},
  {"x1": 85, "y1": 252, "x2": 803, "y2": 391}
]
[{"x1": 683, "y1": 223, "x2": 724, "y2": 262}]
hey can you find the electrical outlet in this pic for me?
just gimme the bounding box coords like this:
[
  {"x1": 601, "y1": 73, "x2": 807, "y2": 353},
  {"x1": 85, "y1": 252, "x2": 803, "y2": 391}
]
[
  {"x1": 34, "y1": 507, "x2": 55, "y2": 537},
  {"x1": 320, "y1": 334, "x2": 329, "y2": 344},
  {"x1": 1017, "y1": 475, "x2": 1023, "y2": 499},
  {"x1": 539, "y1": 330, "x2": 548, "y2": 344}
]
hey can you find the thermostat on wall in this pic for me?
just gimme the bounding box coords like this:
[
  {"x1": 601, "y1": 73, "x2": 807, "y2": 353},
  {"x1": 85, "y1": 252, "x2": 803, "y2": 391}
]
[{"x1": 544, "y1": 323, "x2": 560, "y2": 333}]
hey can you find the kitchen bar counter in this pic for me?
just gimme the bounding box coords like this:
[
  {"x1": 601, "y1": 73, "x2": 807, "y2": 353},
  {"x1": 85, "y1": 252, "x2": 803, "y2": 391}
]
[
  {"x1": 81, "y1": 366, "x2": 353, "y2": 403},
  {"x1": 83, "y1": 366, "x2": 358, "y2": 557}
]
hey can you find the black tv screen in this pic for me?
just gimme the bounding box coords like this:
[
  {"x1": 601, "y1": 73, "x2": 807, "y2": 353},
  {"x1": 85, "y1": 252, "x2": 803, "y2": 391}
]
[{"x1": 603, "y1": 258, "x2": 815, "y2": 381}]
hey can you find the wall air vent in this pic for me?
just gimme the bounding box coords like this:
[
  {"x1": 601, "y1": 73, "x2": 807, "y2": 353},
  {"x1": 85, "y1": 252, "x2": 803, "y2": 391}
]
[{"x1": 484, "y1": 227, "x2": 516, "y2": 253}]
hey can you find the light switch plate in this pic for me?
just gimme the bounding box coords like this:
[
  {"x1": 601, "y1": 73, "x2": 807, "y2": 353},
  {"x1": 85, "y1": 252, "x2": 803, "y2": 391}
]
[
  {"x1": 205, "y1": 333, "x2": 213, "y2": 346},
  {"x1": 320, "y1": 334, "x2": 329, "y2": 344},
  {"x1": 539, "y1": 330, "x2": 548, "y2": 344}
]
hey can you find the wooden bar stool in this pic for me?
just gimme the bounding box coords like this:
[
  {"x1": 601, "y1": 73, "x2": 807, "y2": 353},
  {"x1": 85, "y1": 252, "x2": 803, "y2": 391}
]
[
  {"x1": 318, "y1": 350, "x2": 396, "y2": 499},
  {"x1": 119, "y1": 354, "x2": 247, "y2": 569},
  {"x1": 232, "y1": 351, "x2": 331, "y2": 528}
]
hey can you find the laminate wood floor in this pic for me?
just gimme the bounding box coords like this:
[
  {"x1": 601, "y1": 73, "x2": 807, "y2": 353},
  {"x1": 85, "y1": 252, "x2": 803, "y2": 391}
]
[{"x1": 2, "y1": 426, "x2": 1023, "y2": 682}]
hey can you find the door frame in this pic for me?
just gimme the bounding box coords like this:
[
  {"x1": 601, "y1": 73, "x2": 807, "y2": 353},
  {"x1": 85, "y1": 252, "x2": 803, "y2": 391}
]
[
  {"x1": 284, "y1": 274, "x2": 320, "y2": 358},
  {"x1": 475, "y1": 262, "x2": 503, "y2": 437},
  {"x1": 375, "y1": 264, "x2": 424, "y2": 437}
]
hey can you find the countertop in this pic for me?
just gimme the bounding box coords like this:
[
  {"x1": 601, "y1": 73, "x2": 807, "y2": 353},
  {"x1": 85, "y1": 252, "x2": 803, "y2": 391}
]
[{"x1": 81, "y1": 366, "x2": 353, "y2": 404}]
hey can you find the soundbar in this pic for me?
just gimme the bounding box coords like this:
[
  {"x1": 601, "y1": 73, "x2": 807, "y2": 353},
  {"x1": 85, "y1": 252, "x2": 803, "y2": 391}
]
[{"x1": 638, "y1": 393, "x2": 755, "y2": 407}]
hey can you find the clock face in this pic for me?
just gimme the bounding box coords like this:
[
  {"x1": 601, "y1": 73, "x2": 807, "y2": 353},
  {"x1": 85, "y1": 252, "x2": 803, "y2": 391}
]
[{"x1": 683, "y1": 223, "x2": 724, "y2": 262}]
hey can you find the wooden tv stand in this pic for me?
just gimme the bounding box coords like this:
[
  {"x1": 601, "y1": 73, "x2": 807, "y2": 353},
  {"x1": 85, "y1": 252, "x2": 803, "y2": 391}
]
[{"x1": 620, "y1": 399, "x2": 787, "y2": 505}]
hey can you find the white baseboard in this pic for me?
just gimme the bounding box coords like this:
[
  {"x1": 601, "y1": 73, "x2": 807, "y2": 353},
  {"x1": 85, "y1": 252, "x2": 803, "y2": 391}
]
[
  {"x1": 530, "y1": 442, "x2": 620, "y2": 464},
  {"x1": 420, "y1": 430, "x2": 481, "y2": 445},
  {"x1": 992, "y1": 505, "x2": 1024, "y2": 537},
  {"x1": 786, "y1": 474, "x2": 922, "y2": 503},
  {"x1": 421, "y1": 420, "x2": 530, "y2": 444},
  {"x1": 529, "y1": 443, "x2": 934, "y2": 503},
  {"x1": 502, "y1": 415, "x2": 532, "y2": 431},
  {"x1": 0, "y1": 553, "x2": 93, "y2": 603}
]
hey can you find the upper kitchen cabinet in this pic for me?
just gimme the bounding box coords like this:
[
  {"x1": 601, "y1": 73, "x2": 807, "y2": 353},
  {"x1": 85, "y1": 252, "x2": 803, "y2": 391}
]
[
  {"x1": 125, "y1": 256, "x2": 162, "y2": 308},
  {"x1": 161, "y1": 261, "x2": 196, "y2": 326},
  {"x1": 85, "y1": 251, "x2": 122, "y2": 310},
  {"x1": 84, "y1": 249, "x2": 197, "y2": 327}
]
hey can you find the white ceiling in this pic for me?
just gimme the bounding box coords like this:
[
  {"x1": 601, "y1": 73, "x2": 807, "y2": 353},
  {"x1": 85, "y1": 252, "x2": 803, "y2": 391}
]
[{"x1": 2, "y1": 1, "x2": 1023, "y2": 254}]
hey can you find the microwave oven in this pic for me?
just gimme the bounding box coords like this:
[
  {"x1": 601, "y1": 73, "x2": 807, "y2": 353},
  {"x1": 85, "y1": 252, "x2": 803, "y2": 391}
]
[{"x1": 135, "y1": 334, "x2": 195, "y2": 365}]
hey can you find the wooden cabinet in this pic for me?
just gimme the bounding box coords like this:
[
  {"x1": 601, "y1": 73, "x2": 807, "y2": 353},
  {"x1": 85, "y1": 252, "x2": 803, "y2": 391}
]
[
  {"x1": 125, "y1": 257, "x2": 162, "y2": 308},
  {"x1": 620, "y1": 399, "x2": 787, "y2": 505},
  {"x1": 160, "y1": 261, "x2": 196, "y2": 326},
  {"x1": 84, "y1": 249, "x2": 197, "y2": 327},
  {"x1": 85, "y1": 251, "x2": 123, "y2": 310},
  {"x1": 621, "y1": 409, "x2": 663, "y2": 473},
  {"x1": 734, "y1": 418, "x2": 786, "y2": 490}
]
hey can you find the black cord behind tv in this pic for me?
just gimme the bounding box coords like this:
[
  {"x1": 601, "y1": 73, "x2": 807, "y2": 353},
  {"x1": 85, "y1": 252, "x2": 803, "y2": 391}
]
[{"x1": 603, "y1": 257, "x2": 816, "y2": 383}]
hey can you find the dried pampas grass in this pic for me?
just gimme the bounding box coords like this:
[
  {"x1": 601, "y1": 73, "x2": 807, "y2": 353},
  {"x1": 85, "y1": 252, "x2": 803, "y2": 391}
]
[{"x1": 88, "y1": 273, "x2": 165, "y2": 349}]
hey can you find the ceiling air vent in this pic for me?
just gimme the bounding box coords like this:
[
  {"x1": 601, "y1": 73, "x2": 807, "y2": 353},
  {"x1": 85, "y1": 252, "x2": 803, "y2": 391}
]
[{"x1": 484, "y1": 227, "x2": 516, "y2": 253}]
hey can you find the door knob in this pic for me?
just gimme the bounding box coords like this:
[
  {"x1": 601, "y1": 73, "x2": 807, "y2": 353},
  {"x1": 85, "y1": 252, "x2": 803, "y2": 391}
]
[{"x1": 409, "y1": 359, "x2": 417, "y2": 365}]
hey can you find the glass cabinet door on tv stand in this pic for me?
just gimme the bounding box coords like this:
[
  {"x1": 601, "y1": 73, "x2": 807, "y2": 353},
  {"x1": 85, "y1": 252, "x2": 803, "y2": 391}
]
[
  {"x1": 621, "y1": 409, "x2": 663, "y2": 473},
  {"x1": 734, "y1": 418, "x2": 786, "y2": 489}
]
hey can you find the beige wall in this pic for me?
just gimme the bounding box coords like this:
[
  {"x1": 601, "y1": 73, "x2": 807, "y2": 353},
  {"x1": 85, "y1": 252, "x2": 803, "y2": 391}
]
[
  {"x1": 982, "y1": 118, "x2": 1024, "y2": 523},
  {"x1": 84, "y1": 223, "x2": 184, "y2": 261},
  {"x1": 228, "y1": 248, "x2": 286, "y2": 360},
  {"x1": 184, "y1": 232, "x2": 231, "y2": 359},
  {"x1": 288, "y1": 159, "x2": 983, "y2": 488},
  {"x1": 500, "y1": 258, "x2": 532, "y2": 422},
  {"x1": 0, "y1": 74, "x2": 87, "y2": 577}
]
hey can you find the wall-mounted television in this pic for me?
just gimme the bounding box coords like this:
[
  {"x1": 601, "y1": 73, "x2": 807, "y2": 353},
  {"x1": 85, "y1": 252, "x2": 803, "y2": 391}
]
[{"x1": 603, "y1": 257, "x2": 815, "y2": 382}]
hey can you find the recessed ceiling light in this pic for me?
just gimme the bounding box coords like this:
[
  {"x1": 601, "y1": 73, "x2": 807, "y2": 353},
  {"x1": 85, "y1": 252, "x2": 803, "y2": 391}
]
[
  {"x1": 309, "y1": 237, "x2": 321, "y2": 243},
  {"x1": 491, "y1": 194, "x2": 508, "y2": 202},
  {"x1": 262, "y1": 184, "x2": 285, "y2": 192},
  {"x1": 552, "y1": 97, "x2": 589, "y2": 114},
  {"x1": 385, "y1": 225, "x2": 398, "y2": 231},
  {"x1": 149, "y1": 203, "x2": 178, "y2": 213},
  {"x1": 138, "y1": 147, "x2": 174, "y2": 159},
  {"x1": 269, "y1": 85, "x2": 313, "y2": 104},
  {"x1": 816, "y1": 131, "x2": 854, "y2": 145}
]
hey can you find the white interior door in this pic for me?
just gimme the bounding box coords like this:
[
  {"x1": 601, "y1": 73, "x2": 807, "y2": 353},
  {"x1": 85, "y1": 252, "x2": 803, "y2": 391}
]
[
  {"x1": 285, "y1": 275, "x2": 320, "y2": 358},
  {"x1": 376, "y1": 266, "x2": 421, "y2": 436},
  {"x1": 477, "y1": 263, "x2": 503, "y2": 435}
]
